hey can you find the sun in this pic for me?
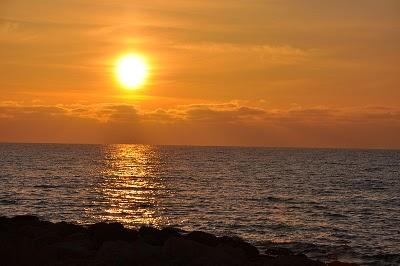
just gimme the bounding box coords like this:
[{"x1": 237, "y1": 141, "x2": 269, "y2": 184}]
[{"x1": 115, "y1": 54, "x2": 148, "y2": 89}]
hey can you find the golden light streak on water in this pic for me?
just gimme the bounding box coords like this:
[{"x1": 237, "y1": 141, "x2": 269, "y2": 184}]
[{"x1": 97, "y1": 144, "x2": 168, "y2": 226}]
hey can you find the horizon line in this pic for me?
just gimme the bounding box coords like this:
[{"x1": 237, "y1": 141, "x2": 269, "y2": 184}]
[{"x1": 1, "y1": 141, "x2": 399, "y2": 151}]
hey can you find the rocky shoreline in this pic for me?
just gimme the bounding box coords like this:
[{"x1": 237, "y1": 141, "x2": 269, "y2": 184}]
[{"x1": 0, "y1": 215, "x2": 356, "y2": 266}]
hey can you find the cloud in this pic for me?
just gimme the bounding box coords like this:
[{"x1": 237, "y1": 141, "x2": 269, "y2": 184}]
[
  {"x1": 1, "y1": 101, "x2": 400, "y2": 148},
  {"x1": 0, "y1": 20, "x2": 18, "y2": 33},
  {"x1": 2, "y1": 102, "x2": 400, "y2": 126},
  {"x1": 0, "y1": 104, "x2": 66, "y2": 118},
  {"x1": 172, "y1": 43, "x2": 312, "y2": 65},
  {"x1": 0, "y1": 19, "x2": 37, "y2": 43},
  {"x1": 96, "y1": 104, "x2": 139, "y2": 123},
  {"x1": 0, "y1": 102, "x2": 138, "y2": 123},
  {"x1": 180, "y1": 104, "x2": 265, "y2": 123},
  {"x1": 141, "y1": 108, "x2": 182, "y2": 123}
]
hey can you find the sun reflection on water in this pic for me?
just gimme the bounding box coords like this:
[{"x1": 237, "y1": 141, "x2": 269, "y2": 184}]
[{"x1": 95, "y1": 144, "x2": 168, "y2": 227}]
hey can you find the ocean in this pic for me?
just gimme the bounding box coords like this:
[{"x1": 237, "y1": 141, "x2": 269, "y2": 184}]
[{"x1": 0, "y1": 143, "x2": 399, "y2": 265}]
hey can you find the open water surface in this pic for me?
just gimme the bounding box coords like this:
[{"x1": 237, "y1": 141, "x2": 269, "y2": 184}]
[{"x1": 0, "y1": 143, "x2": 399, "y2": 265}]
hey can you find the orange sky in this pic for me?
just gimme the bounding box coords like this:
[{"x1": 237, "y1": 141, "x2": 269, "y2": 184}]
[{"x1": 1, "y1": 0, "x2": 399, "y2": 148}]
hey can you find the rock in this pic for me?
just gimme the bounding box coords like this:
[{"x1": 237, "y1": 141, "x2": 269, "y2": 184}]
[
  {"x1": 327, "y1": 261, "x2": 359, "y2": 266},
  {"x1": 139, "y1": 226, "x2": 163, "y2": 245},
  {"x1": 53, "y1": 239, "x2": 94, "y2": 259},
  {"x1": 271, "y1": 254, "x2": 325, "y2": 266},
  {"x1": 95, "y1": 240, "x2": 135, "y2": 265},
  {"x1": 52, "y1": 221, "x2": 84, "y2": 237},
  {"x1": 163, "y1": 236, "x2": 210, "y2": 261},
  {"x1": 186, "y1": 231, "x2": 219, "y2": 246},
  {"x1": 89, "y1": 222, "x2": 137, "y2": 243},
  {"x1": 188, "y1": 242, "x2": 248, "y2": 266},
  {"x1": 161, "y1": 227, "x2": 182, "y2": 239},
  {"x1": 130, "y1": 238, "x2": 163, "y2": 261},
  {"x1": 219, "y1": 236, "x2": 259, "y2": 258},
  {"x1": 0, "y1": 233, "x2": 56, "y2": 266},
  {"x1": 19, "y1": 224, "x2": 63, "y2": 245},
  {"x1": 0, "y1": 234, "x2": 31, "y2": 265},
  {"x1": 249, "y1": 254, "x2": 275, "y2": 265},
  {"x1": 139, "y1": 226, "x2": 179, "y2": 246},
  {"x1": 95, "y1": 239, "x2": 162, "y2": 265},
  {"x1": 33, "y1": 231, "x2": 61, "y2": 245},
  {"x1": 0, "y1": 216, "x2": 354, "y2": 266},
  {"x1": 0, "y1": 217, "x2": 7, "y2": 232},
  {"x1": 209, "y1": 242, "x2": 248, "y2": 265},
  {"x1": 191, "y1": 256, "x2": 238, "y2": 266},
  {"x1": 64, "y1": 231, "x2": 91, "y2": 242},
  {"x1": 265, "y1": 247, "x2": 294, "y2": 257},
  {"x1": 9, "y1": 215, "x2": 40, "y2": 226},
  {"x1": 18, "y1": 224, "x2": 51, "y2": 239}
]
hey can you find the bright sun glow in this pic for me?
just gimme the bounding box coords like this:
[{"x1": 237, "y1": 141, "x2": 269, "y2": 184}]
[{"x1": 115, "y1": 54, "x2": 148, "y2": 89}]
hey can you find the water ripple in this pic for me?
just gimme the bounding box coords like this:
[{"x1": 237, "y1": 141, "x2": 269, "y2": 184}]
[{"x1": 0, "y1": 143, "x2": 399, "y2": 265}]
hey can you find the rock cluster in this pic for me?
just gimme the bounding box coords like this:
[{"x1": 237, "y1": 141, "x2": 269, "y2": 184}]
[{"x1": 0, "y1": 215, "x2": 356, "y2": 266}]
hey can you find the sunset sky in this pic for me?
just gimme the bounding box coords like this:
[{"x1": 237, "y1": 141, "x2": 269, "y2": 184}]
[{"x1": 1, "y1": 0, "x2": 399, "y2": 148}]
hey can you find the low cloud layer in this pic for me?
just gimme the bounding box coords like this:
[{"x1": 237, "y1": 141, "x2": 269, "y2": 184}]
[{"x1": 1, "y1": 102, "x2": 399, "y2": 148}]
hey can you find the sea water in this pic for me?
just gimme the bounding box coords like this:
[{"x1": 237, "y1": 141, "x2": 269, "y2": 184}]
[{"x1": 0, "y1": 143, "x2": 399, "y2": 265}]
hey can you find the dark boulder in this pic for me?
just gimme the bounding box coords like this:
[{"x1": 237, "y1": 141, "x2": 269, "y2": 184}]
[
  {"x1": 165, "y1": 238, "x2": 248, "y2": 266},
  {"x1": 249, "y1": 254, "x2": 275, "y2": 265},
  {"x1": 265, "y1": 247, "x2": 294, "y2": 257},
  {"x1": 219, "y1": 235, "x2": 259, "y2": 258},
  {"x1": 139, "y1": 226, "x2": 180, "y2": 246},
  {"x1": 18, "y1": 224, "x2": 52, "y2": 239},
  {"x1": 271, "y1": 254, "x2": 325, "y2": 266},
  {"x1": 89, "y1": 222, "x2": 137, "y2": 243},
  {"x1": 130, "y1": 238, "x2": 163, "y2": 261},
  {"x1": 139, "y1": 226, "x2": 163, "y2": 246},
  {"x1": 161, "y1": 227, "x2": 182, "y2": 238},
  {"x1": 95, "y1": 240, "x2": 135, "y2": 265},
  {"x1": 327, "y1": 261, "x2": 358, "y2": 266},
  {"x1": 9, "y1": 215, "x2": 40, "y2": 226},
  {"x1": 0, "y1": 233, "x2": 57, "y2": 266},
  {"x1": 52, "y1": 221, "x2": 84, "y2": 237},
  {"x1": 53, "y1": 238, "x2": 94, "y2": 259},
  {"x1": 186, "y1": 231, "x2": 219, "y2": 246},
  {"x1": 63, "y1": 231, "x2": 92, "y2": 242},
  {"x1": 0, "y1": 216, "x2": 8, "y2": 231},
  {"x1": 33, "y1": 231, "x2": 62, "y2": 245},
  {"x1": 0, "y1": 216, "x2": 354, "y2": 266},
  {"x1": 209, "y1": 242, "x2": 248, "y2": 265},
  {"x1": 163, "y1": 236, "x2": 210, "y2": 262}
]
